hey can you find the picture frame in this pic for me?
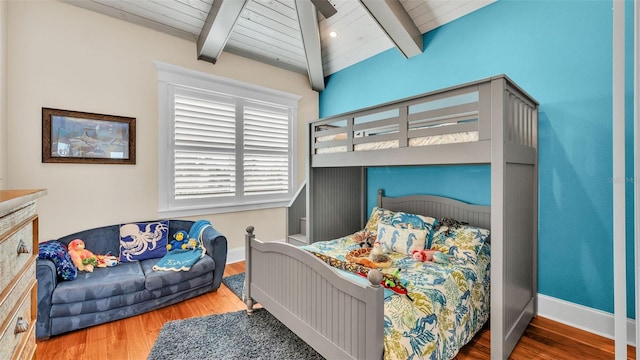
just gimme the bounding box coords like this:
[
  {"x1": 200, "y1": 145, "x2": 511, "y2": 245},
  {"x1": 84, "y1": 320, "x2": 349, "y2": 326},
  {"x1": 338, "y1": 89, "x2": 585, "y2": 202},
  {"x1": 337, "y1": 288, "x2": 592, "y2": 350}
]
[{"x1": 42, "y1": 108, "x2": 136, "y2": 164}]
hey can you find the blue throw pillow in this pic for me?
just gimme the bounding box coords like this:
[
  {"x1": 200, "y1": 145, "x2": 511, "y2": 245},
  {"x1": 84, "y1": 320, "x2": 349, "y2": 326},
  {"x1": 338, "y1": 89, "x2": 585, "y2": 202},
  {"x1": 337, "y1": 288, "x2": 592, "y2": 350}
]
[
  {"x1": 388, "y1": 211, "x2": 439, "y2": 248},
  {"x1": 39, "y1": 240, "x2": 78, "y2": 281},
  {"x1": 119, "y1": 221, "x2": 169, "y2": 262}
]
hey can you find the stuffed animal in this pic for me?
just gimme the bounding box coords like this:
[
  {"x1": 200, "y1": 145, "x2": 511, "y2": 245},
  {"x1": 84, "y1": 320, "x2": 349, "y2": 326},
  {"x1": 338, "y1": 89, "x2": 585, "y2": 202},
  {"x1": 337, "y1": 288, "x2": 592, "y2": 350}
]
[
  {"x1": 432, "y1": 251, "x2": 451, "y2": 265},
  {"x1": 411, "y1": 249, "x2": 436, "y2": 262},
  {"x1": 384, "y1": 268, "x2": 402, "y2": 288},
  {"x1": 411, "y1": 249, "x2": 451, "y2": 264},
  {"x1": 369, "y1": 241, "x2": 391, "y2": 263},
  {"x1": 168, "y1": 230, "x2": 197, "y2": 251},
  {"x1": 96, "y1": 254, "x2": 118, "y2": 267},
  {"x1": 68, "y1": 239, "x2": 98, "y2": 272},
  {"x1": 352, "y1": 230, "x2": 376, "y2": 248}
]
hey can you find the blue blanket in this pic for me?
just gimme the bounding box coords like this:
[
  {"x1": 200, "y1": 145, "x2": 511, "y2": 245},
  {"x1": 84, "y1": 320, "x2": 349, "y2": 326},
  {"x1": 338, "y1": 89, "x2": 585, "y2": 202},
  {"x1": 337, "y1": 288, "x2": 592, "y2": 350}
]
[{"x1": 153, "y1": 220, "x2": 212, "y2": 272}]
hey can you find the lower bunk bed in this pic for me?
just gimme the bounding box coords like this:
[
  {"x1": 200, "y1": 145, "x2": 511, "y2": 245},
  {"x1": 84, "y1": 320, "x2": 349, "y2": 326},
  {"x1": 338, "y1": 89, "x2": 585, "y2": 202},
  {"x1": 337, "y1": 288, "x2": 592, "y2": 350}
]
[{"x1": 244, "y1": 190, "x2": 491, "y2": 359}]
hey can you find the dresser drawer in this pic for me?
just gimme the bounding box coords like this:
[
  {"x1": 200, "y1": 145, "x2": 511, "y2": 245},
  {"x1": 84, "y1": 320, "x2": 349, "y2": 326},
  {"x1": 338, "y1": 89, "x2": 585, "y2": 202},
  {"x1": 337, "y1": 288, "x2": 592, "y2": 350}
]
[
  {"x1": 0, "y1": 222, "x2": 34, "y2": 292},
  {"x1": 0, "y1": 261, "x2": 36, "y2": 329},
  {"x1": 0, "y1": 203, "x2": 35, "y2": 235},
  {"x1": 0, "y1": 190, "x2": 44, "y2": 360},
  {"x1": 0, "y1": 285, "x2": 35, "y2": 360},
  {"x1": 16, "y1": 327, "x2": 36, "y2": 360}
]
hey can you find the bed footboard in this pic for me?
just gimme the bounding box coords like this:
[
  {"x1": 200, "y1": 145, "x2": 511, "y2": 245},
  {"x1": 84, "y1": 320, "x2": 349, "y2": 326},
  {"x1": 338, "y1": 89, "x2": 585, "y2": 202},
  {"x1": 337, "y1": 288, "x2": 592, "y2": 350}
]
[{"x1": 245, "y1": 226, "x2": 384, "y2": 360}]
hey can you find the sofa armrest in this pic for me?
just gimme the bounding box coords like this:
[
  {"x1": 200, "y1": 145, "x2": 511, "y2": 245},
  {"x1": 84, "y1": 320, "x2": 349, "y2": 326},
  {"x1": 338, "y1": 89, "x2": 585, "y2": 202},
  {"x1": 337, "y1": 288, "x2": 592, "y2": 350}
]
[
  {"x1": 36, "y1": 258, "x2": 57, "y2": 339},
  {"x1": 201, "y1": 226, "x2": 227, "y2": 290}
]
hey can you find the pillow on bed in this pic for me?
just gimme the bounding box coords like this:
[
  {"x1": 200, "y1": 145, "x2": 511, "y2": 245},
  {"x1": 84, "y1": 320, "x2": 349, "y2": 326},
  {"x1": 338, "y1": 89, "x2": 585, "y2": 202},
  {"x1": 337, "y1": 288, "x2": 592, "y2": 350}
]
[
  {"x1": 388, "y1": 211, "x2": 438, "y2": 246},
  {"x1": 377, "y1": 223, "x2": 427, "y2": 255},
  {"x1": 364, "y1": 207, "x2": 395, "y2": 234},
  {"x1": 430, "y1": 223, "x2": 490, "y2": 263}
]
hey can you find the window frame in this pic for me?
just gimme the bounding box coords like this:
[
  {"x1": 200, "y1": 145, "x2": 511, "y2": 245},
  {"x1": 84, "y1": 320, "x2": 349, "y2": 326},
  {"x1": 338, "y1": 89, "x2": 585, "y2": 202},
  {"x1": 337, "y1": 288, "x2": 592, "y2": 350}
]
[{"x1": 156, "y1": 61, "x2": 300, "y2": 217}]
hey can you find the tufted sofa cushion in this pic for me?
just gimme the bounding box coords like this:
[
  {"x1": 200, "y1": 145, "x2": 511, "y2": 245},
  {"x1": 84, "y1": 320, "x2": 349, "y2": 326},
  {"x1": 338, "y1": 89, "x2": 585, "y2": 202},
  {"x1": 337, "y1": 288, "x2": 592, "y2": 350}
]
[
  {"x1": 140, "y1": 256, "x2": 215, "y2": 291},
  {"x1": 51, "y1": 262, "x2": 145, "y2": 304}
]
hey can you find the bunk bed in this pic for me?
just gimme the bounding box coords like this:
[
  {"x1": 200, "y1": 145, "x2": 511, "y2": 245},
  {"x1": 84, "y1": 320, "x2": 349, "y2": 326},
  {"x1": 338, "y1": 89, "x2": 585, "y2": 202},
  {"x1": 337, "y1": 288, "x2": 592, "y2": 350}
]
[{"x1": 244, "y1": 75, "x2": 538, "y2": 360}]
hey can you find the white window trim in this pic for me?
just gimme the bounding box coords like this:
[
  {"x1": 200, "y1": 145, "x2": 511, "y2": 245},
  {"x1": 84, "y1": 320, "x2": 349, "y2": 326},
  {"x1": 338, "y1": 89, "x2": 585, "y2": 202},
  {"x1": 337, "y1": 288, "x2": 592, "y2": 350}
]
[{"x1": 155, "y1": 61, "x2": 300, "y2": 217}]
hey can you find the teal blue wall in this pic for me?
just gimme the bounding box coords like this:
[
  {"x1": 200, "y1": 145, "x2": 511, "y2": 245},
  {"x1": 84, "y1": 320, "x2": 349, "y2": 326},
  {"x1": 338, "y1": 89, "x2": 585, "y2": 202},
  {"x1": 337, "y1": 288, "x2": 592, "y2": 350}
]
[
  {"x1": 366, "y1": 165, "x2": 491, "y2": 213},
  {"x1": 320, "y1": 0, "x2": 634, "y2": 315}
]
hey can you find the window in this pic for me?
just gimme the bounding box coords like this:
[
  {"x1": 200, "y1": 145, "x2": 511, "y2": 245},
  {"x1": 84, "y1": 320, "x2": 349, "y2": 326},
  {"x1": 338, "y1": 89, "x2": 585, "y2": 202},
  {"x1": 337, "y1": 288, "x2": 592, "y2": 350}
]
[{"x1": 156, "y1": 62, "x2": 299, "y2": 216}]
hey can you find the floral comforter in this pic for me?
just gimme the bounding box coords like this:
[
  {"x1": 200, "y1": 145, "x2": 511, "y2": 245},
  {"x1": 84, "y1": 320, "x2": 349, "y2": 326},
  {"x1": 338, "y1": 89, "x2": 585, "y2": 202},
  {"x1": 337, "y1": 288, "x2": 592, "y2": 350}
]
[{"x1": 302, "y1": 234, "x2": 490, "y2": 360}]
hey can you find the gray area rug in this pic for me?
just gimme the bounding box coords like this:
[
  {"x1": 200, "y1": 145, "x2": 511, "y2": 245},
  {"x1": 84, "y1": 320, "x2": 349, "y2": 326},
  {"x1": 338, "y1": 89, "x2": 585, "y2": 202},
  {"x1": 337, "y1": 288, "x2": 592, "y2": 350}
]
[
  {"x1": 148, "y1": 308, "x2": 324, "y2": 360},
  {"x1": 221, "y1": 273, "x2": 244, "y2": 300}
]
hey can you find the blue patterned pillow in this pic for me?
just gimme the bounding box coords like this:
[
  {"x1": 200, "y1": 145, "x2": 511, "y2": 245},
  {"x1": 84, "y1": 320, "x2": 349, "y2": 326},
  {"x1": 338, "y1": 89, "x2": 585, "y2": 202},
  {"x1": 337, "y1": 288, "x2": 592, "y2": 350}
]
[
  {"x1": 39, "y1": 240, "x2": 78, "y2": 281},
  {"x1": 430, "y1": 224, "x2": 490, "y2": 263},
  {"x1": 389, "y1": 211, "x2": 437, "y2": 230},
  {"x1": 377, "y1": 223, "x2": 427, "y2": 255},
  {"x1": 119, "y1": 221, "x2": 169, "y2": 262},
  {"x1": 388, "y1": 211, "x2": 438, "y2": 247}
]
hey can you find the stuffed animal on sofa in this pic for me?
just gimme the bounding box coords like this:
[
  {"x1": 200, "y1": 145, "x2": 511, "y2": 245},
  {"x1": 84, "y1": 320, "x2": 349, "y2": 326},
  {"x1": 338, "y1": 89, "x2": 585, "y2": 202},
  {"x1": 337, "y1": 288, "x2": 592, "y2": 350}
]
[
  {"x1": 167, "y1": 230, "x2": 197, "y2": 251},
  {"x1": 68, "y1": 239, "x2": 98, "y2": 272},
  {"x1": 96, "y1": 254, "x2": 118, "y2": 267}
]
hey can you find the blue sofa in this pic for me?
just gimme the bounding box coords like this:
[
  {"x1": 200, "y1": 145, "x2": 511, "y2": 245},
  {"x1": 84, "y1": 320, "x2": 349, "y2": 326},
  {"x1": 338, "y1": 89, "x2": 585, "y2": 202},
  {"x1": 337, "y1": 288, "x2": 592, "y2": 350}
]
[{"x1": 36, "y1": 220, "x2": 227, "y2": 339}]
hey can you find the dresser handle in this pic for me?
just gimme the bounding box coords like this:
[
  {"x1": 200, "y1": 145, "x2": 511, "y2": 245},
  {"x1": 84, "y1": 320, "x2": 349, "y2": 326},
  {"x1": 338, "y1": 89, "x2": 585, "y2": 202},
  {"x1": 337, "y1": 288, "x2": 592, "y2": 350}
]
[
  {"x1": 14, "y1": 317, "x2": 28, "y2": 334},
  {"x1": 17, "y1": 240, "x2": 30, "y2": 254}
]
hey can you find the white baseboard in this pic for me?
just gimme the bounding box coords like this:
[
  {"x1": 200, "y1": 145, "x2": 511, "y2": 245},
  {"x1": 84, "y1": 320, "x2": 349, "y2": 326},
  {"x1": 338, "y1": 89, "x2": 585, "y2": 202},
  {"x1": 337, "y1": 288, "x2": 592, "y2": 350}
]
[
  {"x1": 226, "y1": 246, "x2": 245, "y2": 264},
  {"x1": 537, "y1": 293, "x2": 636, "y2": 346}
]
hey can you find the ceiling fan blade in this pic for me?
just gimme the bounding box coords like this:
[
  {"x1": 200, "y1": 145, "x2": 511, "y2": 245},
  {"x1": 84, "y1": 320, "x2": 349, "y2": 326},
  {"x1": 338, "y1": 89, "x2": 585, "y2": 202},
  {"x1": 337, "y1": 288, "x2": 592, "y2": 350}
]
[{"x1": 309, "y1": 0, "x2": 337, "y2": 18}]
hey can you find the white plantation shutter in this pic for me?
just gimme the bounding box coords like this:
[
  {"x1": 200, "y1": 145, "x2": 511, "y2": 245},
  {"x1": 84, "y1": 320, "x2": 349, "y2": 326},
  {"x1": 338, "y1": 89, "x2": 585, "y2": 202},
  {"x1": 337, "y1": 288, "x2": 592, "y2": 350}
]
[
  {"x1": 157, "y1": 62, "x2": 298, "y2": 215},
  {"x1": 244, "y1": 102, "x2": 290, "y2": 196},
  {"x1": 173, "y1": 91, "x2": 237, "y2": 199}
]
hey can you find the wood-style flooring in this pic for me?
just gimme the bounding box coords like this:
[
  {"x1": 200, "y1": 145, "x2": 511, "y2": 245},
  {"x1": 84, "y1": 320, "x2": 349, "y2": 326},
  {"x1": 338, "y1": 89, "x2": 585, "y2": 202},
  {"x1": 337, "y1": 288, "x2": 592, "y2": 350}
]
[{"x1": 36, "y1": 262, "x2": 636, "y2": 360}]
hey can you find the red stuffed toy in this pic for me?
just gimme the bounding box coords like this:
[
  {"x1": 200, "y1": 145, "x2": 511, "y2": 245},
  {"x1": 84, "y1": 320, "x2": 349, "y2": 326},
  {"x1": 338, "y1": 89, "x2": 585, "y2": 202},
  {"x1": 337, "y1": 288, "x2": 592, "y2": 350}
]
[
  {"x1": 411, "y1": 249, "x2": 439, "y2": 262},
  {"x1": 412, "y1": 249, "x2": 452, "y2": 265}
]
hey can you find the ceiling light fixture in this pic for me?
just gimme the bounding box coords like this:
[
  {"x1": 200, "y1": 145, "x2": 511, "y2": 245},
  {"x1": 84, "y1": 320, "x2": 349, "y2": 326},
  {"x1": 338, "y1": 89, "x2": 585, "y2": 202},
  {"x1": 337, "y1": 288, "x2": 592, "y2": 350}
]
[{"x1": 329, "y1": 31, "x2": 338, "y2": 38}]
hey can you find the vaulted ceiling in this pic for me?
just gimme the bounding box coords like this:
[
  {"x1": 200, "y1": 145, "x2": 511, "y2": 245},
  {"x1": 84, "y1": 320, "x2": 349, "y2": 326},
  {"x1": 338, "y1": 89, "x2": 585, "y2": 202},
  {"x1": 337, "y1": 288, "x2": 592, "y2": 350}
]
[{"x1": 63, "y1": 0, "x2": 494, "y2": 91}]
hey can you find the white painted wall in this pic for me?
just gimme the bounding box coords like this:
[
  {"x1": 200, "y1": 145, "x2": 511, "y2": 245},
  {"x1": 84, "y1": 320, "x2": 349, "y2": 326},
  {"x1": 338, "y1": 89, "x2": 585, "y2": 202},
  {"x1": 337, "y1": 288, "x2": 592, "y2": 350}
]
[
  {"x1": 0, "y1": 0, "x2": 7, "y2": 188},
  {"x1": 6, "y1": 0, "x2": 318, "y2": 250}
]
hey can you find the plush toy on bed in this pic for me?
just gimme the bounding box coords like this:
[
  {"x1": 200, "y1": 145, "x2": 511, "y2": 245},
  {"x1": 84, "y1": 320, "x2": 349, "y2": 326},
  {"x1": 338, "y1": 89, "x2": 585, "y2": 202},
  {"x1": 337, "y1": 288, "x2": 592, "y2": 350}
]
[
  {"x1": 168, "y1": 230, "x2": 197, "y2": 251},
  {"x1": 68, "y1": 239, "x2": 99, "y2": 272},
  {"x1": 411, "y1": 249, "x2": 451, "y2": 265},
  {"x1": 352, "y1": 230, "x2": 376, "y2": 248},
  {"x1": 369, "y1": 241, "x2": 391, "y2": 263}
]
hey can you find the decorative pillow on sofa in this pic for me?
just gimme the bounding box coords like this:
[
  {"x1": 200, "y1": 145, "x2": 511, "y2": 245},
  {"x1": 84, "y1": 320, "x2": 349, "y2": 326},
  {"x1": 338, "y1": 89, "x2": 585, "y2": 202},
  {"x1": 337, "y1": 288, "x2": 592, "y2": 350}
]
[
  {"x1": 119, "y1": 221, "x2": 169, "y2": 262},
  {"x1": 364, "y1": 207, "x2": 395, "y2": 234},
  {"x1": 39, "y1": 240, "x2": 78, "y2": 281},
  {"x1": 430, "y1": 222, "x2": 490, "y2": 263},
  {"x1": 377, "y1": 223, "x2": 427, "y2": 256}
]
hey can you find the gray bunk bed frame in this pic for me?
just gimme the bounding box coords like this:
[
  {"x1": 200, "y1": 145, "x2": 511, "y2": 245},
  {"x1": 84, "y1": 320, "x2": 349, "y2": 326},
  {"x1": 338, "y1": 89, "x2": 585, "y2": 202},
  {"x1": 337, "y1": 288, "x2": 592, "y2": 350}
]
[{"x1": 245, "y1": 74, "x2": 538, "y2": 360}]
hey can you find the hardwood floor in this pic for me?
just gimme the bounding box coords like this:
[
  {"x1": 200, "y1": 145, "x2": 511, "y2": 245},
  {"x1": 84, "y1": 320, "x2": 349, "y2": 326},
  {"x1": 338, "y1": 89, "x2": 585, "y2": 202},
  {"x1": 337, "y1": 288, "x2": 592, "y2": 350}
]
[{"x1": 37, "y1": 261, "x2": 635, "y2": 360}]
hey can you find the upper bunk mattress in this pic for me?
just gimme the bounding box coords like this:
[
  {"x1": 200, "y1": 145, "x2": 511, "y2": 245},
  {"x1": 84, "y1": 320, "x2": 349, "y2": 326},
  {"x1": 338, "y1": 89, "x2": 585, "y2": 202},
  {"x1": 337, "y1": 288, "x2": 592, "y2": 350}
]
[{"x1": 315, "y1": 131, "x2": 479, "y2": 154}]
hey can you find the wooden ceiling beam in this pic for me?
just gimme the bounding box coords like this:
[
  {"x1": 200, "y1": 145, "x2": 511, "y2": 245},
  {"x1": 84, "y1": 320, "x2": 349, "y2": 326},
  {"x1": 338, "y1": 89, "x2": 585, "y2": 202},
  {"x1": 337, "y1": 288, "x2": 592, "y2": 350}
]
[
  {"x1": 358, "y1": 0, "x2": 423, "y2": 58},
  {"x1": 295, "y1": 0, "x2": 325, "y2": 91},
  {"x1": 197, "y1": 0, "x2": 248, "y2": 64}
]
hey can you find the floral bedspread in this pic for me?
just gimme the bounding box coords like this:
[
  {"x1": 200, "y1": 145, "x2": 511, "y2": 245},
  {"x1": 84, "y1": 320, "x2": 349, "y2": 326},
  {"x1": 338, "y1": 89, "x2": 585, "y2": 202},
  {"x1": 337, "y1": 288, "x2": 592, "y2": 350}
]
[{"x1": 302, "y1": 234, "x2": 490, "y2": 360}]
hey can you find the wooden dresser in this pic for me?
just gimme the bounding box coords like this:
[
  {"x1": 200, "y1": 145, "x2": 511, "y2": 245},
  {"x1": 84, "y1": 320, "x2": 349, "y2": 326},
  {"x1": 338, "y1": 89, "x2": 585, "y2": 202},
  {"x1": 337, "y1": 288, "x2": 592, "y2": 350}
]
[{"x1": 0, "y1": 189, "x2": 46, "y2": 360}]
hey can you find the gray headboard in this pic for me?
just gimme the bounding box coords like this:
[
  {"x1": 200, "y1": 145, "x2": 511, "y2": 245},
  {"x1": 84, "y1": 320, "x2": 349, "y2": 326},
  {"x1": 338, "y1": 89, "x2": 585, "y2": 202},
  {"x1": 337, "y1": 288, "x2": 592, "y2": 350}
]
[{"x1": 376, "y1": 189, "x2": 491, "y2": 230}]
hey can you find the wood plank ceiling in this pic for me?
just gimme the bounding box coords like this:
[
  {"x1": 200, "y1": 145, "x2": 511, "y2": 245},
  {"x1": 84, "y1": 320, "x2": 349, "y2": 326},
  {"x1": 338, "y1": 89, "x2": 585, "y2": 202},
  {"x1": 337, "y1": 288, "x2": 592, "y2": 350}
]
[{"x1": 64, "y1": 0, "x2": 494, "y2": 91}]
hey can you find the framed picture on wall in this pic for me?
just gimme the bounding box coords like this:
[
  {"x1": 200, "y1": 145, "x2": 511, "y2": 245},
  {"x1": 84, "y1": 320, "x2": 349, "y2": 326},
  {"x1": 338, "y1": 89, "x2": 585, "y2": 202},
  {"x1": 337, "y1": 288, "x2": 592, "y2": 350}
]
[{"x1": 42, "y1": 108, "x2": 136, "y2": 164}]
